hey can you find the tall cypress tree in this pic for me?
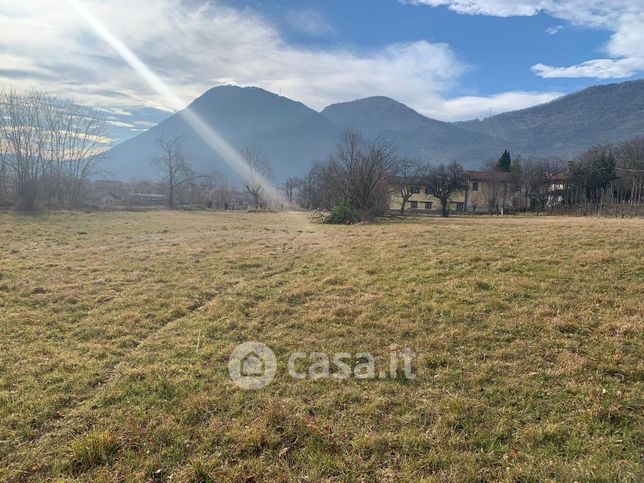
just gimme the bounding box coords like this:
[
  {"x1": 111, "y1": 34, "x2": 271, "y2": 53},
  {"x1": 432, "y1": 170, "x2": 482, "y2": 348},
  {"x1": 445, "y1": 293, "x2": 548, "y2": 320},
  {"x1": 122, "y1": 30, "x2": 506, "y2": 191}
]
[{"x1": 496, "y1": 150, "x2": 512, "y2": 172}]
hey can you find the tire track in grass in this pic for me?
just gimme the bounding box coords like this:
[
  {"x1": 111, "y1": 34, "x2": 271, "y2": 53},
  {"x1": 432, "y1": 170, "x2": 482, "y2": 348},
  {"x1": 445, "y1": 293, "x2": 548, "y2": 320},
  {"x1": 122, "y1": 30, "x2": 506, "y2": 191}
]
[
  {"x1": 3, "y1": 285, "x2": 227, "y2": 480},
  {"x1": 5, "y1": 213, "x2": 315, "y2": 479}
]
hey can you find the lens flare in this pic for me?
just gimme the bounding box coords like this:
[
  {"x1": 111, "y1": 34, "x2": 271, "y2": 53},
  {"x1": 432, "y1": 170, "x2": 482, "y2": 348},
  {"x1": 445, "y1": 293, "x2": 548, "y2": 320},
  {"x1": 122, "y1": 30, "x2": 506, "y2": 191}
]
[{"x1": 64, "y1": 0, "x2": 286, "y2": 206}]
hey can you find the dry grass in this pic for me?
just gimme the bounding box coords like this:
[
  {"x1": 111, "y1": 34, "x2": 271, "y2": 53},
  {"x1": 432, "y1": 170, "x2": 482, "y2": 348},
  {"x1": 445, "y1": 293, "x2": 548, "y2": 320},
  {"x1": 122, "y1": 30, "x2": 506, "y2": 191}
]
[{"x1": 0, "y1": 211, "x2": 642, "y2": 481}]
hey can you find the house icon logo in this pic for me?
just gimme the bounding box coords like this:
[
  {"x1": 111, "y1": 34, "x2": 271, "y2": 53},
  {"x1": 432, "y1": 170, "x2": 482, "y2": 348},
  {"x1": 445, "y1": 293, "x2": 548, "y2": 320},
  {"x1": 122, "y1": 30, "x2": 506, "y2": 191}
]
[{"x1": 228, "y1": 341, "x2": 277, "y2": 389}]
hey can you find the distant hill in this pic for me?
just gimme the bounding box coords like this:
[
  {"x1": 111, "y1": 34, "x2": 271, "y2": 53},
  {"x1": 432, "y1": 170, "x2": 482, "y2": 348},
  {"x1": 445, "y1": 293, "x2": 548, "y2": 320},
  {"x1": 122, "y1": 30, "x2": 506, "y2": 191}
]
[
  {"x1": 104, "y1": 80, "x2": 644, "y2": 181},
  {"x1": 104, "y1": 86, "x2": 341, "y2": 180},
  {"x1": 321, "y1": 96, "x2": 507, "y2": 164},
  {"x1": 457, "y1": 79, "x2": 644, "y2": 160}
]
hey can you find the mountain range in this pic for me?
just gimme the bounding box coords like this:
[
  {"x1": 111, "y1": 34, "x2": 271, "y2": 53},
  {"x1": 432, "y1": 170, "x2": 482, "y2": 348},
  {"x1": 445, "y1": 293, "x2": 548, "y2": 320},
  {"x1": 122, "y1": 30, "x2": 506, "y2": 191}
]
[{"x1": 103, "y1": 79, "x2": 644, "y2": 181}]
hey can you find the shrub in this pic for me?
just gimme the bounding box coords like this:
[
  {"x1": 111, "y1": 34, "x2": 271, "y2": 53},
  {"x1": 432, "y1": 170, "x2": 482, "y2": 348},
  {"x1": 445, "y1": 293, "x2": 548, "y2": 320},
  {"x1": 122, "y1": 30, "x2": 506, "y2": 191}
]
[{"x1": 327, "y1": 199, "x2": 360, "y2": 224}]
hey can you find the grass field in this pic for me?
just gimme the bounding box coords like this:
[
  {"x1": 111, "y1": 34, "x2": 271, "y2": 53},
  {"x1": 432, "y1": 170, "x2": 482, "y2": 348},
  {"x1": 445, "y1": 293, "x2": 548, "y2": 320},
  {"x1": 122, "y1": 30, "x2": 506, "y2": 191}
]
[{"x1": 1, "y1": 211, "x2": 642, "y2": 481}]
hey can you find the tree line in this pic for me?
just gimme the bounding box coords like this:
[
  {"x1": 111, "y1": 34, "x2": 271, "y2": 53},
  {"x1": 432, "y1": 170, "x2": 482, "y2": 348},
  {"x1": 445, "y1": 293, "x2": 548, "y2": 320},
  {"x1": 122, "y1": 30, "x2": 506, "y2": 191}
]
[
  {"x1": 280, "y1": 128, "x2": 469, "y2": 220},
  {"x1": 563, "y1": 140, "x2": 644, "y2": 207},
  {"x1": 2, "y1": 89, "x2": 642, "y2": 217},
  {"x1": 501, "y1": 140, "x2": 643, "y2": 215},
  {"x1": 282, "y1": 130, "x2": 644, "y2": 221},
  {"x1": 0, "y1": 90, "x2": 108, "y2": 210},
  {"x1": 152, "y1": 134, "x2": 274, "y2": 210}
]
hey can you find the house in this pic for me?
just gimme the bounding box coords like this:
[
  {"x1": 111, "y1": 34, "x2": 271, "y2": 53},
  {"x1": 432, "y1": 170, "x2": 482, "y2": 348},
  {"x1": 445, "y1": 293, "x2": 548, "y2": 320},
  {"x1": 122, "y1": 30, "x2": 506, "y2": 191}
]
[
  {"x1": 464, "y1": 171, "x2": 512, "y2": 214},
  {"x1": 390, "y1": 166, "x2": 570, "y2": 215},
  {"x1": 547, "y1": 169, "x2": 571, "y2": 206},
  {"x1": 390, "y1": 183, "x2": 466, "y2": 214},
  {"x1": 91, "y1": 179, "x2": 127, "y2": 207},
  {"x1": 390, "y1": 170, "x2": 509, "y2": 215}
]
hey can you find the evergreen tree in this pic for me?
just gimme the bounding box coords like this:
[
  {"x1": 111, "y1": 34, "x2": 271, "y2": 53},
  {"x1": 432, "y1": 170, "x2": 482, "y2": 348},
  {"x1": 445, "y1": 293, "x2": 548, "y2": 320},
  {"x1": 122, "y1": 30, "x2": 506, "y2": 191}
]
[{"x1": 496, "y1": 150, "x2": 512, "y2": 172}]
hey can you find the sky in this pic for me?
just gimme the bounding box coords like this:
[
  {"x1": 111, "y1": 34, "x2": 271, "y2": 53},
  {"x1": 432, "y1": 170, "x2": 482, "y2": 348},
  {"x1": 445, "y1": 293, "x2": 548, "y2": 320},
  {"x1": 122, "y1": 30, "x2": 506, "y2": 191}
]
[{"x1": 1, "y1": 0, "x2": 643, "y2": 142}]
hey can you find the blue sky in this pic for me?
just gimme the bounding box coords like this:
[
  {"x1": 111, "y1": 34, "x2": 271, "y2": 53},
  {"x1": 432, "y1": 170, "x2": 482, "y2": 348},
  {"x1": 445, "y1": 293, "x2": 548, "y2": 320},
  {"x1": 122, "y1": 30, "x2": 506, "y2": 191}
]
[
  {"x1": 240, "y1": 0, "x2": 617, "y2": 97},
  {"x1": 1, "y1": 0, "x2": 643, "y2": 141}
]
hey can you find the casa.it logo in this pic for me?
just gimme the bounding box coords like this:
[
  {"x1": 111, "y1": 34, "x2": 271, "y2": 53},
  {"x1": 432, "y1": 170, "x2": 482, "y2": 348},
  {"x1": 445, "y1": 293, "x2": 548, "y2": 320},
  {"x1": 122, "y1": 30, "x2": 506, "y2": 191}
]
[
  {"x1": 228, "y1": 341, "x2": 277, "y2": 390},
  {"x1": 229, "y1": 342, "x2": 418, "y2": 390}
]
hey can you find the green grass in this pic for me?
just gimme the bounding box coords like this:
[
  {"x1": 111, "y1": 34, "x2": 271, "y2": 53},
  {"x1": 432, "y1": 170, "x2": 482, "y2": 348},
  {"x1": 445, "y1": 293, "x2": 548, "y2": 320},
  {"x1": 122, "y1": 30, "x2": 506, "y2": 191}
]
[{"x1": 0, "y1": 211, "x2": 642, "y2": 481}]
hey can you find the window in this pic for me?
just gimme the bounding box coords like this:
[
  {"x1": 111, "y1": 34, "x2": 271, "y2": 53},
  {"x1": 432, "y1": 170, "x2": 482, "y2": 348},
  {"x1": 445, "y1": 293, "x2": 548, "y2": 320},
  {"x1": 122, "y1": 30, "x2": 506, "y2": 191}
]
[
  {"x1": 411, "y1": 186, "x2": 420, "y2": 194},
  {"x1": 455, "y1": 202, "x2": 465, "y2": 212},
  {"x1": 424, "y1": 186, "x2": 431, "y2": 194},
  {"x1": 410, "y1": 201, "x2": 418, "y2": 209},
  {"x1": 472, "y1": 182, "x2": 479, "y2": 191},
  {"x1": 424, "y1": 201, "x2": 432, "y2": 210}
]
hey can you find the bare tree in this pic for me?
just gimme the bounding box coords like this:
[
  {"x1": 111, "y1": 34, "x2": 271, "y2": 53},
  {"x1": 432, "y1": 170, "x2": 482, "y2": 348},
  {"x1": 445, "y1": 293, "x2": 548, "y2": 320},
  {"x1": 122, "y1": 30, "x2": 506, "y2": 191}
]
[
  {"x1": 511, "y1": 159, "x2": 562, "y2": 212},
  {"x1": 242, "y1": 147, "x2": 273, "y2": 209},
  {"x1": 391, "y1": 158, "x2": 421, "y2": 215},
  {"x1": 483, "y1": 181, "x2": 499, "y2": 214},
  {"x1": 615, "y1": 136, "x2": 644, "y2": 203},
  {"x1": 325, "y1": 129, "x2": 397, "y2": 219},
  {"x1": 153, "y1": 134, "x2": 194, "y2": 209},
  {"x1": 422, "y1": 161, "x2": 467, "y2": 217},
  {"x1": 0, "y1": 91, "x2": 48, "y2": 210},
  {"x1": 281, "y1": 177, "x2": 299, "y2": 205},
  {"x1": 297, "y1": 161, "x2": 335, "y2": 210},
  {"x1": 0, "y1": 90, "x2": 108, "y2": 210},
  {"x1": 466, "y1": 182, "x2": 483, "y2": 214},
  {"x1": 0, "y1": 139, "x2": 8, "y2": 204},
  {"x1": 42, "y1": 95, "x2": 108, "y2": 204},
  {"x1": 512, "y1": 159, "x2": 531, "y2": 211},
  {"x1": 479, "y1": 159, "x2": 511, "y2": 214}
]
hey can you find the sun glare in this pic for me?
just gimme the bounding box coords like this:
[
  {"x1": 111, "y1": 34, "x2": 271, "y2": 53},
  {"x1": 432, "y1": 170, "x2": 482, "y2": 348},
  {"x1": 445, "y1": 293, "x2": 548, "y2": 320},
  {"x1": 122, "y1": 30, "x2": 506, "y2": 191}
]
[{"x1": 64, "y1": 0, "x2": 286, "y2": 206}]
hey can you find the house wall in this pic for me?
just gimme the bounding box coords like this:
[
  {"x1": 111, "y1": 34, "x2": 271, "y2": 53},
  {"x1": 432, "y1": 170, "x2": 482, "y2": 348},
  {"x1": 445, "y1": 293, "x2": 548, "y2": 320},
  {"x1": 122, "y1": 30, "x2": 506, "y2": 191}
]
[
  {"x1": 390, "y1": 178, "x2": 517, "y2": 215},
  {"x1": 465, "y1": 179, "x2": 512, "y2": 214},
  {"x1": 390, "y1": 187, "x2": 466, "y2": 214}
]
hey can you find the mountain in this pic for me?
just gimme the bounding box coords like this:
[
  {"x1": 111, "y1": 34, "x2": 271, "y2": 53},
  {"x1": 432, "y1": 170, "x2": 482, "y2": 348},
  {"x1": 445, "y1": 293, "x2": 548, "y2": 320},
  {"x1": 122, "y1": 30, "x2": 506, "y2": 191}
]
[
  {"x1": 103, "y1": 86, "x2": 341, "y2": 180},
  {"x1": 104, "y1": 80, "x2": 644, "y2": 181},
  {"x1": 321, "y1": 96, "x2": 507, "y2": 163},
  {"x1": 456, "y1": 79, "x2": 644, "y2": 159}
]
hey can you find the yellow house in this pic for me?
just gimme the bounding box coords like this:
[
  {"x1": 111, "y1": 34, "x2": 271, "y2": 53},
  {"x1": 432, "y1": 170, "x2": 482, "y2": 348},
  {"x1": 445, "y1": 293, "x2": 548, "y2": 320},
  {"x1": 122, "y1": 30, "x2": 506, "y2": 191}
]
[
  {"x1": 390, "y1": 170, "x2": 512, "y2": 215},
  {"x1": 390, "y1": 184, "x2": 466, "y2": 214}
]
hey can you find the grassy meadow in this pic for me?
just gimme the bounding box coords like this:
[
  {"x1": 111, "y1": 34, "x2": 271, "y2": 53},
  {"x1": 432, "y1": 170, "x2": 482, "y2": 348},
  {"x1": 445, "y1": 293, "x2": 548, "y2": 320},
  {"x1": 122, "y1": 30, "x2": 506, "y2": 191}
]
[{"x1": 0, "y1": 211, "x2": 642, "y2": 481}]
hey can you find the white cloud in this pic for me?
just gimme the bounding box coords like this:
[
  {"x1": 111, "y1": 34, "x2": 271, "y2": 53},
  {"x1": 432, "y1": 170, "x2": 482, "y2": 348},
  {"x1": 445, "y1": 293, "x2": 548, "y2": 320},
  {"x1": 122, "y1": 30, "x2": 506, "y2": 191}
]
[
  {"x1": 532, "y1": 58, "x2": 644, "y2": 79},
  {"x1": 96, "y1": 107, "x2": 133, "y2": 116},
  {"x1": 0, "y1": 0, "x2": 569, "y2": 123},
  {"x1": 106, "y1": 120, "x2": 135, "y2": 128},
  {"x1": 406, "y1": 0, "x2": 644, "y2": 79},
  {"x1": 133, "y1": 120, "x2": 159, "y2": 128},
  {"x1": 545, "y1": 25, "x2": 564, "y2": 35},
  {"x1": 426, "y1": 91, "x2": 563, "y2": 120},
  {"x1": 404, "y1": 1, "x2": 541, "y2": 16},
  {"x1": 0, "y1": 0, "x2": 463, "y2": 115},
  {"x1": 286, "y1": 9, "x2": 334, "y2": 37}
]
